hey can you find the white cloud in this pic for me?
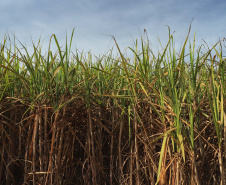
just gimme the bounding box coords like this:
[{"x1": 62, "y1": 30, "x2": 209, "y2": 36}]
[{"x1": 0, "y1": 0, "x2": 225, "y2": 57}]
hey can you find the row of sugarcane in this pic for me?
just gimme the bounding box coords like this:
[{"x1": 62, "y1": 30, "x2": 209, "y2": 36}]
[{"x1": 0, "y1": 27, "x2": 225, "y2": 184}]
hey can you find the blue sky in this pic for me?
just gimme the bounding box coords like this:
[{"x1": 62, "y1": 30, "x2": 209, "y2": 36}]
[{"x1": 1, "y1": 0, "x2": 226, "y2": 57}]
